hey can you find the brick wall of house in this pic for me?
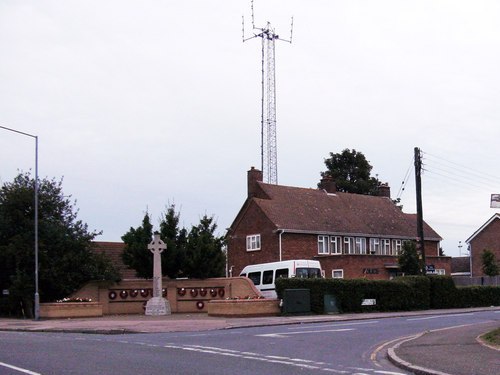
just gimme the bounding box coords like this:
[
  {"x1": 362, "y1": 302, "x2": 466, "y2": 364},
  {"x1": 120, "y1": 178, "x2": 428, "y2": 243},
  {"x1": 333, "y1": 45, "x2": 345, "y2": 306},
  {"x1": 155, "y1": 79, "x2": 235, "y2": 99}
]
[
  {"x1": 470, "y1": 218, "x2": 500, "y2": 276},
  {"x1": 227, "y1": 201, "x2": 280, "y2": 277},
  {"x1": 229, "y1": 229, "x2": 451, "y2": 278}
]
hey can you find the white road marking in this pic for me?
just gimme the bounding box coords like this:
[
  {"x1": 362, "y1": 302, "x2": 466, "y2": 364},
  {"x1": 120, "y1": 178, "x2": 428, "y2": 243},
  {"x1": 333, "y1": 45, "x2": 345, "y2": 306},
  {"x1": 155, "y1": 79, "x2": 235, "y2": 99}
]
[
  {"x1": 406, "y1": 313, "x2": 473, "y2": 321},
  {"x1": 0, "y1": 361, "x2": 41, "y2": 375},
  {"x1": 162, "y1": 343, "x2": 365, "y2": 373},
  {"x1": 291, "y1": 321, "x2": 380, "y2": 330},
  {"x1": 257, "y1": 328, "x2": 354, "y2": 338}
]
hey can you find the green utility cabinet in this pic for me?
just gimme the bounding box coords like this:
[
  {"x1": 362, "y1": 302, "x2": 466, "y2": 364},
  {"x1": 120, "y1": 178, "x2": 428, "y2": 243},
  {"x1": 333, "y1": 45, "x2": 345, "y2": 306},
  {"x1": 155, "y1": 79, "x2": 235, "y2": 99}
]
[{"x1": 282, "y1": 289, "x2": 311, "y2": 314}]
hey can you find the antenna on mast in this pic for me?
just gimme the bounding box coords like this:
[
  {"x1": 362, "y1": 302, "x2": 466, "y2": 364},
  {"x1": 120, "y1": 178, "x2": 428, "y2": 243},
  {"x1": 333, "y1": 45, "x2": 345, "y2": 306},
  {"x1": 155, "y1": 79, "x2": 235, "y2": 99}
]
[{"x1": 242, "y1": 0, "x2": 293, "y2": 185}]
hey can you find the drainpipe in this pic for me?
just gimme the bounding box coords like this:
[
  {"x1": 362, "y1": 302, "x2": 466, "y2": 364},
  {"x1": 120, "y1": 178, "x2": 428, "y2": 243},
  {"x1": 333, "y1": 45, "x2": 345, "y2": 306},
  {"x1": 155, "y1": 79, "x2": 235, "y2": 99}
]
[
  {"x1": 278, "y1": 229, "x2": 284, "y2": 261},
  {"x1": 469, "y1": 244, "x2": 473, "y2": 277}
]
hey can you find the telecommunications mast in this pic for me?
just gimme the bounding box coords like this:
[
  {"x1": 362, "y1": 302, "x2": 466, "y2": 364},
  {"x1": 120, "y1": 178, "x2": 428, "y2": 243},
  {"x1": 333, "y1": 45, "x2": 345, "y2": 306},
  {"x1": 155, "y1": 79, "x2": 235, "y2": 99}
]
[{"x1": 242, "y1": 0, "x2": 293, "y2": 184}]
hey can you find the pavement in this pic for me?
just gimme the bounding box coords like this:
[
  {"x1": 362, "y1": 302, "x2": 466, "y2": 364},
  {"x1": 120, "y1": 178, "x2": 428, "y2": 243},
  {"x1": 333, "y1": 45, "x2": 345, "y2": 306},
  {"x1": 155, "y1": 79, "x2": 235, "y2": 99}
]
[{"x1": 0, "y1": 306, "x2": 499, "y2": 375}]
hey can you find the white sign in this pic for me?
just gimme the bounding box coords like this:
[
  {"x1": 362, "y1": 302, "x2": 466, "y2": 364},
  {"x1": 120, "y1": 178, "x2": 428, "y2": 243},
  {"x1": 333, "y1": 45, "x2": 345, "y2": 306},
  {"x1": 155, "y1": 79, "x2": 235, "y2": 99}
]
[
  {"x1": 491, "y1": 194, "x2": 500, "y2": 208},
  {"x1": 361, "y1": 299, "x2": 376, "y2": 306}
]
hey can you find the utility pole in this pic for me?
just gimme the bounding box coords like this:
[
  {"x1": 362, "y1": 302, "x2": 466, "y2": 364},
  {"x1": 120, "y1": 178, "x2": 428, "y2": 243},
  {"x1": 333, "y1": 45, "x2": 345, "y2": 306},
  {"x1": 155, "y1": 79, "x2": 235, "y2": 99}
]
[{"x1": 414, "y1": 147, "x2": 426, "y2": 275}]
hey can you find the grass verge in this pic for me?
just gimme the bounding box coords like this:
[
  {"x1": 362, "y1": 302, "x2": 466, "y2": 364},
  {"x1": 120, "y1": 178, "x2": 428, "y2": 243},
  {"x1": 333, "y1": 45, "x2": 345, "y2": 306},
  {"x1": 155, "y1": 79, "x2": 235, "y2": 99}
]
[{"x1": 480, "y1": 327, "x2": 500, "y2": 348}]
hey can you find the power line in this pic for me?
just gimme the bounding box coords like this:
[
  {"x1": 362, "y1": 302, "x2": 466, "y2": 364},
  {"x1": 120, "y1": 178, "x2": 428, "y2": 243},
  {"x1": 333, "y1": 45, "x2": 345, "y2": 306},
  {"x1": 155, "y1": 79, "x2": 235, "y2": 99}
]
[{"x1": 396, "y1": 155, "x2": 414, "y2": 200}]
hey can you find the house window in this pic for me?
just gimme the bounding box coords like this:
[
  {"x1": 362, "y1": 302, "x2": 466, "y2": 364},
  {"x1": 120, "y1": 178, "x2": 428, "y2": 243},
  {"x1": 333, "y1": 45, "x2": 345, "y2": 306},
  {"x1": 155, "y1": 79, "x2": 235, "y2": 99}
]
[
  {"x1": 318, "y1": 235, "x2": 329, "y2": 254},
  {"x1": 246, "y1": 234, "x2": 261, "y2": 251},
  {"x1": 355, "y1": 237, "x2": 367, "y2": 254},
  {"x1": 370, "y1": 238, "x2": 380, "y2": 255},
  {"x1": 343, "y1": 237, "x2": 354, "y2": 254},
  {"x1": 330, "y1": 236, "x2": 342, "y2": 254},
  {"x1": 332, "y1": 269, "x2": 344, "y2": 279},
  {"x1": 392, "y1": 239, "x2": 402, "y2": 255},
  {"x1": 382, "y1": 239, "x2": 391, "y2": 255},
  {"x1": 435, "y1": 269, "x2": 445, "y2": 275}
]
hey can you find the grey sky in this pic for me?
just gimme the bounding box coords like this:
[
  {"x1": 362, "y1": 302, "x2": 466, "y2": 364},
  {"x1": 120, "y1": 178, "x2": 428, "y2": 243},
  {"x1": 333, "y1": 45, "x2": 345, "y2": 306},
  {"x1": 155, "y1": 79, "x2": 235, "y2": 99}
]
[{"x1": 1, "y1": 0, "x2": 499, "y2": 257}]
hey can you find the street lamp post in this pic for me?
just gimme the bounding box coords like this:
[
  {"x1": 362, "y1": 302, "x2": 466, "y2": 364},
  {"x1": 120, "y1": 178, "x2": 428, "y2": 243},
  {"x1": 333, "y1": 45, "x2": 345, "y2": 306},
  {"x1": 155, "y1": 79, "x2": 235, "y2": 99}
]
[{"x1": 0, "y1": 125, "x2": 40, "y2": 320}]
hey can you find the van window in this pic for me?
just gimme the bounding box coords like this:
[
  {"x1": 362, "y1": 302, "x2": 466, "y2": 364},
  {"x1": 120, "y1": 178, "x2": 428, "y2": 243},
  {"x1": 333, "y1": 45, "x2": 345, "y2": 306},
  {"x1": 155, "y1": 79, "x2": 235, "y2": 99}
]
[
  {"x1": 275, "y1": 268, "x2": 289, "y2": 279},
  {"x1": 296, "y1": 267, "x2": 322, "y2": 278},
  {"x1": 262, "y1": 270, "x2": 273, "y2": 285},
  {"x1": 248, "y1": 271, "x2": 261, "y2": 285}
]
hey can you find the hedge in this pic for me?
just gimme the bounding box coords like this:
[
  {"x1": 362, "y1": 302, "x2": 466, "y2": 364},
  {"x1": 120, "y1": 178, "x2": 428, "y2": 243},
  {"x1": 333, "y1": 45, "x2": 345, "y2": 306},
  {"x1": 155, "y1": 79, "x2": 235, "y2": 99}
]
[{"x1": 275, "y1": 276, "x2": 499, "y2": 314}]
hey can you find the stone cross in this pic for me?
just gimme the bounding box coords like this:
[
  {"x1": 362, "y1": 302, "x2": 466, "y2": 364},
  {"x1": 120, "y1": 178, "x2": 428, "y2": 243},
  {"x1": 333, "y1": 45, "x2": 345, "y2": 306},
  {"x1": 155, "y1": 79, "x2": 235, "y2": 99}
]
[
  {"x1": 145, "y1": 233, "x2": 171, "y2": 315},
  {"x1": 148, "y1": 233, "x2": 166, "y2": 298}
]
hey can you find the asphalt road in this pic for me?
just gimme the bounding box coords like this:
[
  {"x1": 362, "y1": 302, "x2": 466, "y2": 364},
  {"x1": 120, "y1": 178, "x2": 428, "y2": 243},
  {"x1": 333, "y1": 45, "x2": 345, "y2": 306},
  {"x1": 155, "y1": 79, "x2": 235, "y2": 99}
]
[{"x1": 0, "y1": 310, "x2": 498, "y2": 375}]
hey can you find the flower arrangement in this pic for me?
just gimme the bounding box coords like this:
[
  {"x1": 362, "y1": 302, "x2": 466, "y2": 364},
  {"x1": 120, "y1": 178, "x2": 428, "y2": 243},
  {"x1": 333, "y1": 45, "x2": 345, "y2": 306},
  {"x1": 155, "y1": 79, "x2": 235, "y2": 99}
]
[{"x1": 56, "y1": 297, "x2": 92, "y2": 303}]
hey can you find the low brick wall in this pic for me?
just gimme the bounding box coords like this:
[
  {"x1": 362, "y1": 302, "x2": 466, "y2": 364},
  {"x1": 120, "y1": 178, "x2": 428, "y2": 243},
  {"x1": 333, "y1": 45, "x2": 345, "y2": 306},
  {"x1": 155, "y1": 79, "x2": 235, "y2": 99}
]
[
  {"x1": 40, "y1": 302, "x2": 103, "y2": 318},
  {"x1": 69, "y1": 277, "x2": 261, "y2": 315},
  {"x1": 208, "y1": 299, "x2": 280, "y2": 317}
]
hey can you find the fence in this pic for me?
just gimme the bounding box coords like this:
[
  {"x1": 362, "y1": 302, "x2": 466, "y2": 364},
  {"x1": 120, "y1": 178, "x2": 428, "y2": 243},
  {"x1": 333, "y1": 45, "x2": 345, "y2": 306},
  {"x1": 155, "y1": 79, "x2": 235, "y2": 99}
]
[{"x1": 453, "y1": 275, "x2": 500, "y2": 286}]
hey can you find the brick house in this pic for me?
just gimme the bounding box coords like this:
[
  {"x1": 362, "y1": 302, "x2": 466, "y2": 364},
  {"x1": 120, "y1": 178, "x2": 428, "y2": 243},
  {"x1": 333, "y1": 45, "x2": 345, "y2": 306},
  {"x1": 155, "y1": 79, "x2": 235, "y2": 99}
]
[
  {"x1": 226, "y1": 167, "x2": 451, "y2": 279},
  {"x1": 466, "y1": 213, "x2": 500, "y2": 277}
]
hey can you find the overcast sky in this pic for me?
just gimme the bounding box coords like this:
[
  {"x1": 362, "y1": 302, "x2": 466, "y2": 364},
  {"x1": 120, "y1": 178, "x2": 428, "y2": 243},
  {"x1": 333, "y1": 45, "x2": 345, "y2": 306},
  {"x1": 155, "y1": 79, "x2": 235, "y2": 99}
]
[{"x1": 1, "y1": 0, "x2": 499, "y2": 258}]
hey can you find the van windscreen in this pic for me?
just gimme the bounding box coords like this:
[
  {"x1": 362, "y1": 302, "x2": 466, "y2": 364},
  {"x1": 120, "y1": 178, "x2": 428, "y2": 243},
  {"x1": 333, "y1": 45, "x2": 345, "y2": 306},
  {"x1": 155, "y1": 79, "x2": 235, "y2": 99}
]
[{"x1": 296, "y1": 267, "x2": 322, "y2": 279}]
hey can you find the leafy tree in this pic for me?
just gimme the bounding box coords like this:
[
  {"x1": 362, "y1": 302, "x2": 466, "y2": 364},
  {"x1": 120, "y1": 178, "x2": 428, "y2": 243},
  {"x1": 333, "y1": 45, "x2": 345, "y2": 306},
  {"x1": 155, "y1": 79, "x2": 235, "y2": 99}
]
[
  {"x1": 122, "y1": 209, "x2": 225, "y2": 279},
  {"x1": 159, "y1": 204, "x2": 187, "y2": 279},
  {"x1": 183, "y1": 215, "x2": 226, "y2": 279},
  {"x1": 121, "y1": 213, "x2": 154, "y2": 278},
  {"x1": 481, "y1": 249, "x2": 499, "y2": 276},
  {"x1": 0, "y1": 172, "x2": 120, "y2": 317},
  {"x1": 398, "y1": 241, "x2": 423, "y2": 275},
  {"x1": 320, "y1": 148, "x2": 380, "y2": 195}
]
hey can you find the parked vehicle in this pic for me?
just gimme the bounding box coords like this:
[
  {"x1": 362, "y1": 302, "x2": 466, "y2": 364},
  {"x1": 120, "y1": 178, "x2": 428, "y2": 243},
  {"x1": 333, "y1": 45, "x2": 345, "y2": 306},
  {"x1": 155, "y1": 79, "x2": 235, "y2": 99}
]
[{"x1": 239, "y1": 259, "x2": 323, "y2": 298}]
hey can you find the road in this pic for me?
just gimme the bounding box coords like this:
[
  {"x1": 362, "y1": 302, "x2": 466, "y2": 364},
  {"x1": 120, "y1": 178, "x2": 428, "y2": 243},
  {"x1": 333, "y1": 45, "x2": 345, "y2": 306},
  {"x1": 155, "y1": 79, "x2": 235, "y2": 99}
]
[{"x1": 0, "y1": 310, "x2": 498, "y2": 375}]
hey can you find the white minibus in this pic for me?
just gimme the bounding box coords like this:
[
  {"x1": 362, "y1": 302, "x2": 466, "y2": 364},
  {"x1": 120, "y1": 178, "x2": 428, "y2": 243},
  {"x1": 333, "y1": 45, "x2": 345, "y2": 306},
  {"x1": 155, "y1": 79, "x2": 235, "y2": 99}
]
[{"x1": 239, "y1": 259, "x2": 323, "y2": 298}]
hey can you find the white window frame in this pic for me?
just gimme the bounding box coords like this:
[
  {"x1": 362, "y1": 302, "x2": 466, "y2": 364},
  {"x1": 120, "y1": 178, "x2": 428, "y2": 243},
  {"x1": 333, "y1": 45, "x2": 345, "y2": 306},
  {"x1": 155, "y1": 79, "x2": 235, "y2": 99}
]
[
  {"x1": 343, "y1": 237, "x2": 354, "y2": 254},
  {"x1": 392, "y1": 239, "x2": 402, "y2": 255},
  {"x1": 246, "y1": 234, "x2": 261, "y2": 251},
  {"x1": 381, "y1": 239, "x2": 391, "y2": 255},
  {"x1": 332, "y1": 269, "x2": 344, "y2": 279},
  {"x1": 355, "y1": 237, "x2": 367, "y2": 254},
  {"x1": 435, "y1": 269, "x2": 445, "y2": 275},
  {"x1": 318, "y1": 235, "x2": 329, "y2": 254},
  {"x1": 330, "y1": 236, "x2": 342, "y2": 255},
  {"x1": 370, "y1": 238, "x2": 380, "y2": 255}
]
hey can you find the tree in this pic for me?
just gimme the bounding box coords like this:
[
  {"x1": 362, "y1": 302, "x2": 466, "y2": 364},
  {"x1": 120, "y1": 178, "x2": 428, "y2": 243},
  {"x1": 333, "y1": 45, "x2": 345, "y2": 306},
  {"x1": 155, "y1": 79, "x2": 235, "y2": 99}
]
[
  {"x1": 183, "y1": 215, "x2": 226, "y2": 279},
  {"x1": 398, "y1": 241, "x2": 423, "y2": 275},
  {"x1": 121, "y1": 213, "x2": 154, "y2": 278},
  {"x1": 320, "y1": 149, "x2": 380, "y2": 195},
  {"x1": 159, "y1": 204, "x2": 187, "y2": 279},
  {"x1": 0, "y1": 172, "x2": 120, "y2": 317},
  {"x1": 122, "y1": 208, "x2": 225, "y2": 279},
  {"x1": 481, "y1": 249, "x2": 499, "y2": 276}
]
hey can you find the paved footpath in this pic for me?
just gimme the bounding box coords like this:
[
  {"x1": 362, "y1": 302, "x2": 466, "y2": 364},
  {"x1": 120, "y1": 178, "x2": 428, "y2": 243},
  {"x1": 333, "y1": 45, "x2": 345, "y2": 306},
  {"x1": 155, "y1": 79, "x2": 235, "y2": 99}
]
[{"x1": 1, "y1": 307, "x2": 499, "y2": 375}]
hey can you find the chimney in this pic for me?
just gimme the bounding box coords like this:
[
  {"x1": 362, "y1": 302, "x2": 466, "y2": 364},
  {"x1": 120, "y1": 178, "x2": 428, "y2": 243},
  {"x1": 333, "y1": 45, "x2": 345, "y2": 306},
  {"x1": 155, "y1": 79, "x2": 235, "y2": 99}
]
[
  {"x1": 247, "y1": 167, "x2": 263, "y2": 198},
  {"x1": 378, "y1": 183, "x2": 391, "y2": 198},
  {"x1": 319, "y1": 175, "x2": 336, "y2": 194}
]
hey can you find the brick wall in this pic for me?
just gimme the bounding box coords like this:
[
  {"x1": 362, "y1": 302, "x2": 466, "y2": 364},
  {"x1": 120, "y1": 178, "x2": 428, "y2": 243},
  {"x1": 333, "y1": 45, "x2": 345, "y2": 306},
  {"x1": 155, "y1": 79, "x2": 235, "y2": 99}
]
[
  {"x1": 228, "y1": 229, "x2": 450, "y2": 279},
  {"x1": 227, "y1": 201, "x2": 280, "y2": 276},
  {"x1": 470, "y1": 218, "x2": 500, "y2": 276}
]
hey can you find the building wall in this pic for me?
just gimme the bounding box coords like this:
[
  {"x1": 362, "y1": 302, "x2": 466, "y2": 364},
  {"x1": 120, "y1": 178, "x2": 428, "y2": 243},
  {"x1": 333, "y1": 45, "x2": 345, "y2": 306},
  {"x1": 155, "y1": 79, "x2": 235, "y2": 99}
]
[
  {"x1": 470, "y1": 218, "x2": 500, "y2": 276},
  {"x1": 228, "y1": 229, "x2": 451, "y2": 279},
  {"x1": 227, "y1": 202, "x2": 280, "y2": 276}
]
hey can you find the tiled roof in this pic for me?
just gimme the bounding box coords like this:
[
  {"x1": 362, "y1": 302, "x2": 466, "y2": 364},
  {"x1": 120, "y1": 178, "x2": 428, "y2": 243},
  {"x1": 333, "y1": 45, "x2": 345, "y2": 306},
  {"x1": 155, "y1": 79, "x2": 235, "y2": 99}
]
[
  {"x1": 91, "y1": 241, "x2": 138, "y2": 279},
  {"x1": 451, "y1": 256, "x2": 470, "y2": 273},
  {"x1": 252, "y1": 182, "x2": 441, "y2": 240}
]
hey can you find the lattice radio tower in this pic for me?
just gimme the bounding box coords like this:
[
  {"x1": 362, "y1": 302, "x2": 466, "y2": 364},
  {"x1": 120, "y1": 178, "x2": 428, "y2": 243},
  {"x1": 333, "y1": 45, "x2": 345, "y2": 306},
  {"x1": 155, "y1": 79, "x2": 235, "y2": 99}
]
[{"x1": 243, "y1": 1, "x2": 293, "y2": 184}]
